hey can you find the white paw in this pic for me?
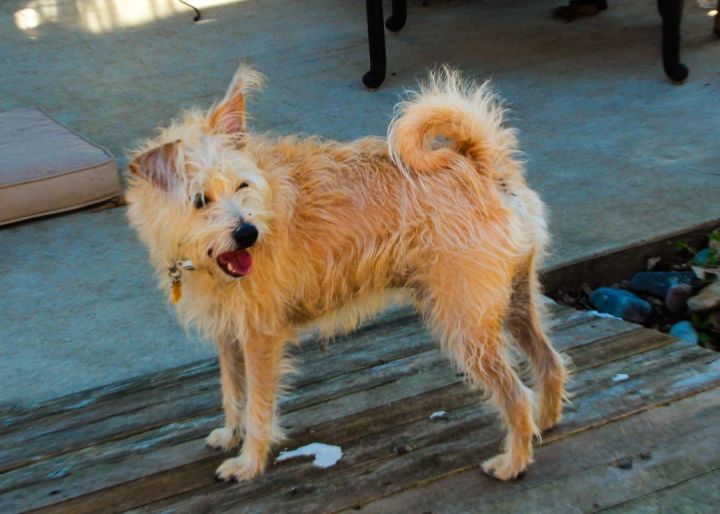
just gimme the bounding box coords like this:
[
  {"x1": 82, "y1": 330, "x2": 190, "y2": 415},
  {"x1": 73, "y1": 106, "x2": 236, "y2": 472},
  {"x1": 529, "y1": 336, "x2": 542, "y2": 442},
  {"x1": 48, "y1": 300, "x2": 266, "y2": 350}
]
[
  {"x1": 205, "y1": 426, "x2": 241, "y2": 451},
  {"x1": 481, "y1": 453, "x2": 527, "y2": 481},
  {"x1": 214, "y1": 455, "x2": 265, "y2": 482}
]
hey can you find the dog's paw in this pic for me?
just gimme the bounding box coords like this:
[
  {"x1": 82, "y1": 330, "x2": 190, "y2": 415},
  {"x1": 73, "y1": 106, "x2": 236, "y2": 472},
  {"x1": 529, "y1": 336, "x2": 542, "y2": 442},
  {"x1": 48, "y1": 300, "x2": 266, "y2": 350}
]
[
  {"x1": 481, "y1": 453, "x2": 527, "y2": 481},
  {"x1": 214, "y1": 455, "x2": 264, "y2": 482},
  {"x1": 205, "y1": 427, "x2": 241, "y2": 451}
]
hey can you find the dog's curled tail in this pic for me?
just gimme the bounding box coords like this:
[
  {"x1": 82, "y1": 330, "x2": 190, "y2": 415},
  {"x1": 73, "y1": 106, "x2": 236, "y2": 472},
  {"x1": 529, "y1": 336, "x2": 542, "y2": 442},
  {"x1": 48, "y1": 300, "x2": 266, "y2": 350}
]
[{"x1": 388, "y1": 67, "x2": 520, "y2": 180}]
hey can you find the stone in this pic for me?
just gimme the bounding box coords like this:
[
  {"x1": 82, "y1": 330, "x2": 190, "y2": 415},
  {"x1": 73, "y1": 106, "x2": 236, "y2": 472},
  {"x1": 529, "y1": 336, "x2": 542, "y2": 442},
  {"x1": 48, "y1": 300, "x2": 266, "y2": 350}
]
[
  {"x1": 589, "y1": 287, "x2": 652, "y2": 324},
  {"x1": 687, "y1": 280, "x2": 720, "y2": 312},
  {"x1": 669, "y1": 321, "x2": 699, "y2": 344},
  {"x1": 630, "y1": 271, "x2": 698, "y2": 298},
  {"x1": 665, "y1": 283, "x2": 693, "y2": 313},
  {"x1": 693, "y1": 248, "x2": 714, "y2": 266}
]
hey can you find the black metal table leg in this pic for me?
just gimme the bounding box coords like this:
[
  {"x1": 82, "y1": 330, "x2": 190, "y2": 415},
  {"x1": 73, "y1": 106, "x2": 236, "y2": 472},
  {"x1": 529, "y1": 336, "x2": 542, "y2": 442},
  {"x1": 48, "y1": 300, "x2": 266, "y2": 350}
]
[
  {"x1": 363, "y1": 0, "x2": 387, "y2": 89},
  {"x1": 657, "y1": 0, "x2": 689, "y2": 82},
  {"x1": 714, "y1": 0, "x2": 720, "y2": 37},
  {"x1": 386, "y1": 0, "x2": 408, "y2": 32}
]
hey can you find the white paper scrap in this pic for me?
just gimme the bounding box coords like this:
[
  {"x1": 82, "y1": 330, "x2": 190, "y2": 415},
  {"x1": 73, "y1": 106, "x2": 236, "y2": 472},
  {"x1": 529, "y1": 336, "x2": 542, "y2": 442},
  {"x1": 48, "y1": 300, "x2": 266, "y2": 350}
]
[
  {"x1": 613, "y1": 373, "x2": 630, "y2": 383},
  {"x1": 276, "y1": 443, "x2": 342, "y2": 468}
]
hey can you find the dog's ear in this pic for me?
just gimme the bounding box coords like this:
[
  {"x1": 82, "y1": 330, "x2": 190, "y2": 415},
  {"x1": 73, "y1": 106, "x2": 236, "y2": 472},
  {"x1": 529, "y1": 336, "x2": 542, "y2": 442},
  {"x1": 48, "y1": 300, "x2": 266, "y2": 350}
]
[
  {"x1": 129, "y1": 140, "x2": 183, "y2": 191},
  {"x1": 208, "y1": 64, "x2": 264, "y2": 142}
]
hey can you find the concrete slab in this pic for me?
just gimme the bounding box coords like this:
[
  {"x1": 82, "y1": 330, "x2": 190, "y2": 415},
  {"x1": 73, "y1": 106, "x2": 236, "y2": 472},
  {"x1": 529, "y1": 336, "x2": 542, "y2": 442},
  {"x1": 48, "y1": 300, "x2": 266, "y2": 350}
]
[
  {"x1": 1, "y1": 0, "x2": 719, "y2": 408},
  {"x1": 0, "y1": 207, "x2": 215, "y2": 412}
]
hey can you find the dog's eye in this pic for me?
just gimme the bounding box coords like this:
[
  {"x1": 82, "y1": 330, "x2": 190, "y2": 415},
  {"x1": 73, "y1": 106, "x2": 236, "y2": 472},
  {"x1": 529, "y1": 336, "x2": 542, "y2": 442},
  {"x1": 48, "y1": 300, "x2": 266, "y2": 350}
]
[
  {"x1": 237, "y1": 182, "x2": 249, "y2": 191},
  {"x1": 193, "y1": 193, "x2": 210, "y2": 209}
]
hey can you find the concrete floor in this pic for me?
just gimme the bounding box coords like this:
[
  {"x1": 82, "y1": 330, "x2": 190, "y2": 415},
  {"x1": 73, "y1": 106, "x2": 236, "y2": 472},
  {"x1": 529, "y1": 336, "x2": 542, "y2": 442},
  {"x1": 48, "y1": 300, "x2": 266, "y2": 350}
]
[{"x1": 1, "y1": 0, "x2": 719, "y2": 409}]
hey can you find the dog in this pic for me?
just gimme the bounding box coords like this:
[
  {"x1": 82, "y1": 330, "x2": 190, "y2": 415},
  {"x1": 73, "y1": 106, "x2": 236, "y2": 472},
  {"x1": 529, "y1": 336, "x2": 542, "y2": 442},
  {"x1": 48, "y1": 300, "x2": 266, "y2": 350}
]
[{"x1": 126, "y1": 65, "x2": 567, "y2": 482}]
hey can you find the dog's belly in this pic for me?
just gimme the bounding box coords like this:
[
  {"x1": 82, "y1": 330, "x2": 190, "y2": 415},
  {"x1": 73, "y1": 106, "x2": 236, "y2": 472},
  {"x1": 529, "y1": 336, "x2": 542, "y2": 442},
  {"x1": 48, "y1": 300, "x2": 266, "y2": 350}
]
[{"x1": 294, "y1": 288, "x2": 411, "y2": 339}]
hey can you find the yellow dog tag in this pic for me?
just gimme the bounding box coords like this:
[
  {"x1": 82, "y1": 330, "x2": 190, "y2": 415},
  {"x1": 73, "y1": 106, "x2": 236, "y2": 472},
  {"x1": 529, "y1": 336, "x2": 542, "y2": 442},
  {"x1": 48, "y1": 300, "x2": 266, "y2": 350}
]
[
  {"x1": 168, "y1": 259, "x2": 194, "y2": 304},
  {"x1": 171, "y1": 280, "x2": 182, "y2": 304}
]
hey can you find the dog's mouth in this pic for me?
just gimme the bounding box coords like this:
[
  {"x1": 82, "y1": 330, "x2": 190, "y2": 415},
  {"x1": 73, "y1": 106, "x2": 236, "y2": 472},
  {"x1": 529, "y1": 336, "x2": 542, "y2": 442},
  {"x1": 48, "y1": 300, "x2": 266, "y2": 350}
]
[{"x1": 216, "y1": 249, "x2": 253, "y2": 278}]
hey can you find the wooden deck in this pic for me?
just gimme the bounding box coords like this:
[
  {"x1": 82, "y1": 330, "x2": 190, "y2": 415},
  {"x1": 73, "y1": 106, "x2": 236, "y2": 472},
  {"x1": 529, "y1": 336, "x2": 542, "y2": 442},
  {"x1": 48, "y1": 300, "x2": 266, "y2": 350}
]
[{"x1": 2, "y1": 303, "x2": 719, "y2": 513}]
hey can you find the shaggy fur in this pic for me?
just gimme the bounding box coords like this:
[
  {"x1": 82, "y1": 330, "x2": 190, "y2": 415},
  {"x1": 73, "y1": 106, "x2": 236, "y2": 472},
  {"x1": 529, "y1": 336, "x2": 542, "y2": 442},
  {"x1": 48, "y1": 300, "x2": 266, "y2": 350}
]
[{"x1": 126, "y1": 65, "x2": 567, "y2": 482}]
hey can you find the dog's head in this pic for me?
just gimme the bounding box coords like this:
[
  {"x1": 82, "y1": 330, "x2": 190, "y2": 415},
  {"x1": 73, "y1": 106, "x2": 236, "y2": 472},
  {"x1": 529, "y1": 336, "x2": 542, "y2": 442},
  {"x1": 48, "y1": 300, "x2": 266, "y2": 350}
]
[{"x1": 126, "y1": 65, "x2": 270, "y2": 281}]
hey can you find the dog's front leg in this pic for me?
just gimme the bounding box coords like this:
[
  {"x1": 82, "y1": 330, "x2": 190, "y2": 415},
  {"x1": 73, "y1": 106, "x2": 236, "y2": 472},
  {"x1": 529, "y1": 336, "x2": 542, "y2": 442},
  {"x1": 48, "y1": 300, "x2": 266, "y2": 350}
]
[
  {"x1": 215, "y1": 335, "x2": 286, "y2": 482},
  {"x1": 206, "y1": 338, "x2": 245, "y2": 451}
]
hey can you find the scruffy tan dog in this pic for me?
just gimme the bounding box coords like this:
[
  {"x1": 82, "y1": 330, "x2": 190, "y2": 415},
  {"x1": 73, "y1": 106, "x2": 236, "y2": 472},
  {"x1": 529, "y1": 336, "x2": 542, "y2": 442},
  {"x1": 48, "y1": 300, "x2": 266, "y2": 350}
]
[{"x1": 126, "y1": 65, "x2": 567, "y2": 482}]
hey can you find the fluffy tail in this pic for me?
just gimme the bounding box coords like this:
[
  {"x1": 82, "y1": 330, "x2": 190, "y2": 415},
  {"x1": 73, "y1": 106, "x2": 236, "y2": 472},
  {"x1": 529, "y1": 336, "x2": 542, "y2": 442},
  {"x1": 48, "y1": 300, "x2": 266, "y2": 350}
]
[{"x1": 388, "y1": 67, "x2": 520, "y2": 179}]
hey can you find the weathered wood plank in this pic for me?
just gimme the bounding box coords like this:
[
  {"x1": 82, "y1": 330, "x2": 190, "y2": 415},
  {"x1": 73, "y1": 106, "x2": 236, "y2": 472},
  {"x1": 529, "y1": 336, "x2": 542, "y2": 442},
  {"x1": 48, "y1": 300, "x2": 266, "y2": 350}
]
[
  {"x1": 0, "y1": 303, "x2": 597, "y2": 478},
  {"x1": 3, "y1": 304, "x2": 570, "y2": 449},
  {"x1": 354, "y1": 388, "x2": 720, "y2": 514},
  {"x1": 0, "y1": 316, "x2": 648, "y2": 512},
  {"x1": 42, "y1": 336, "x2": 716, "y2": 514},
  {"x1": 134, "y1": 342, "x2": 719, "y2": 513},
  {"x1": 600, "y1": 469, "x2": 720, "y2": 513}
]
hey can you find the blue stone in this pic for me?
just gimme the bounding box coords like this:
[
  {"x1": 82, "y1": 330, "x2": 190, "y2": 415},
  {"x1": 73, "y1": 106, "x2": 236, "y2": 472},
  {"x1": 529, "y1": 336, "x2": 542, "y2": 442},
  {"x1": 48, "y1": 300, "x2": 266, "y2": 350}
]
[
  {"x1": 589, "y1": 287, "x2": 652, "y2": 324},
  {"x1": 629, "y1": 271, "x2": 698, "y2": 298},
  {"x1": 693, "y1": 248, "x2": 713, "y2": 266},
  {"x1": 669, "y1": 321, "x2": 698, "y2": 344}
]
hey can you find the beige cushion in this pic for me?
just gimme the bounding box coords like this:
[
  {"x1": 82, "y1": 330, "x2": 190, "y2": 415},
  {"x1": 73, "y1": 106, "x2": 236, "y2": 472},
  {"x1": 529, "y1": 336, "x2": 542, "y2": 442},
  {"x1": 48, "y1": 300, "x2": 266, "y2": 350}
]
[{"x1": 0, "y1": 108, "x2": 120, "y2": 225}]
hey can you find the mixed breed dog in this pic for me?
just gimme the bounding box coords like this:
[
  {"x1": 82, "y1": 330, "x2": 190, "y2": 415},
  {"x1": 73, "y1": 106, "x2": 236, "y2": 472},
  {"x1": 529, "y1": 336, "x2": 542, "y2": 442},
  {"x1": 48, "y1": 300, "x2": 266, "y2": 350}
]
[{"x1": 127, "y1": 65, "x2": 568, "y2": 482}]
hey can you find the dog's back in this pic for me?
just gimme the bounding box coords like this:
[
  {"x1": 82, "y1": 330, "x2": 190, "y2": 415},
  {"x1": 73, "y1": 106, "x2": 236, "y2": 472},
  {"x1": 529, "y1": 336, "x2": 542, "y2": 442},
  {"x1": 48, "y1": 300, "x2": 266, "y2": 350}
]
[{"x1": 388, "y1": 67, "x2": 549, "y2": 263}]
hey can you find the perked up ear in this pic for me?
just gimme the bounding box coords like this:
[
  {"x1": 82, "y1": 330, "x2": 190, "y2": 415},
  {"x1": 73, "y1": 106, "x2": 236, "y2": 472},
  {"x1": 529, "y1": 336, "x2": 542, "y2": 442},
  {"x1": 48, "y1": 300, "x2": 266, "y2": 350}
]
[
  {"x1": 128, "y1": 140, "x2": 183, "y2": 191},
  {"x1": 207, "y1": 64, "x2": 265, "y2": 141}
]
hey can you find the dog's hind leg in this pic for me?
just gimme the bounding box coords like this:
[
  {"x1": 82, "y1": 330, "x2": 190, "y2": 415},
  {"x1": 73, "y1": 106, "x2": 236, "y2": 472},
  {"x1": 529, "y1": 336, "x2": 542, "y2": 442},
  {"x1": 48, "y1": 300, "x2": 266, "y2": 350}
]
[
  {"x1": 415, "y1": 254, "x2": 539, "y2": 481},
  {"x1": 206, "y1": 339, "x2": 245, "y2": 451},
  {"x1": 215, "y1": 334, "x2": 287, "y2": 481},
  {"x1": 506, "y1": 254, "x2": 567, "y2": 432}
]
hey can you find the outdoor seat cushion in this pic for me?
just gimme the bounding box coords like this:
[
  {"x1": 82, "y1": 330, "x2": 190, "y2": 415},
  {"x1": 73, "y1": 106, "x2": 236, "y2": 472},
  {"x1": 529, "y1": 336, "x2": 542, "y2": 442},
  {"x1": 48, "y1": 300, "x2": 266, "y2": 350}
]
[{"x1": 0, "y1": 108, "x2": 120, "y2": 226}]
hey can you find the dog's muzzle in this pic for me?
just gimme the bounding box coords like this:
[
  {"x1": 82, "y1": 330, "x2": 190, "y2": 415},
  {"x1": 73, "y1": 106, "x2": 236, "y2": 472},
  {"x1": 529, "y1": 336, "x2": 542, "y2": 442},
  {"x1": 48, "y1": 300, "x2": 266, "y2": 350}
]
[{"x1": 215, "y1": 222, "x2": 258, "y2": 278}]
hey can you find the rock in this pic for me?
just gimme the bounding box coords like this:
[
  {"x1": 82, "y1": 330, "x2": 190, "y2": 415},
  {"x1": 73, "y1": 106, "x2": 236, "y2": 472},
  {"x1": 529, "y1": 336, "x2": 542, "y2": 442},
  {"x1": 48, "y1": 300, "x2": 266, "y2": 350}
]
[
  {"x1": 693, "y1": 248, "x2": 714, "y2": 266},
  {"x1": 669, "y1": 321, "x2": 698, "y2": 344},
  {"x1": 589, "y1": 288, "x2": 652, "y2": 324},
  {"x1": 665, "y1": 283, "x2": 693, "y2": 313},
  {"x1": 630, "y1": 271, "x2": 698, "y2": 299},
  {"x1": 687, "y1": 280, "x2": 720, "y2": 312}
]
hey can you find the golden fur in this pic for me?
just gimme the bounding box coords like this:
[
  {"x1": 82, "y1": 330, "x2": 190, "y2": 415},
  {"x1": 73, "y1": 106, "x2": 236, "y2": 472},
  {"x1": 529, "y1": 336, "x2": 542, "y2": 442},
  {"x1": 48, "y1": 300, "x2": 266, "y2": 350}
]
[{"x1": 126, "y1": 65, "x2": 567, "y2": 482}]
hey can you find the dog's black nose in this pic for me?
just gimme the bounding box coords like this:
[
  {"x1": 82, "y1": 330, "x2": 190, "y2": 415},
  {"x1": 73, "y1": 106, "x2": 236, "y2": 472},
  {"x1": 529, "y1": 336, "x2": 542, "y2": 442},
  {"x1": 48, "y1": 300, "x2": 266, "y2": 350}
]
[{"x1": 232, "y1": 223, "x2": 258, "y2": 249}]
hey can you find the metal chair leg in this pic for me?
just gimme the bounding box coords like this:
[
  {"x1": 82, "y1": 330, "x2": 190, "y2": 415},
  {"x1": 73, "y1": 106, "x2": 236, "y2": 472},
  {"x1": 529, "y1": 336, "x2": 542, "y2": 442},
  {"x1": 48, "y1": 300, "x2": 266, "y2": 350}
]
[
  {"x1": 657, "y1": 0, "x2": 689, "y2": 82},
  {"x1": 386, "y1": 0, "x2": 408, "y2": 32},
  {"x1": 363, "y1": 0, "x2": 386, "y2": 89}
]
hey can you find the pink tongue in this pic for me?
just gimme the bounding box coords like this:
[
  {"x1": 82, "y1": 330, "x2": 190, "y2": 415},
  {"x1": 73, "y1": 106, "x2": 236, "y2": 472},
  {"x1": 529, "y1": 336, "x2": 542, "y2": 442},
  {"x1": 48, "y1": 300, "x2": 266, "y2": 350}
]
[{"x1": 217, "y1": 250, "x2": 253, "y2": 276}]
